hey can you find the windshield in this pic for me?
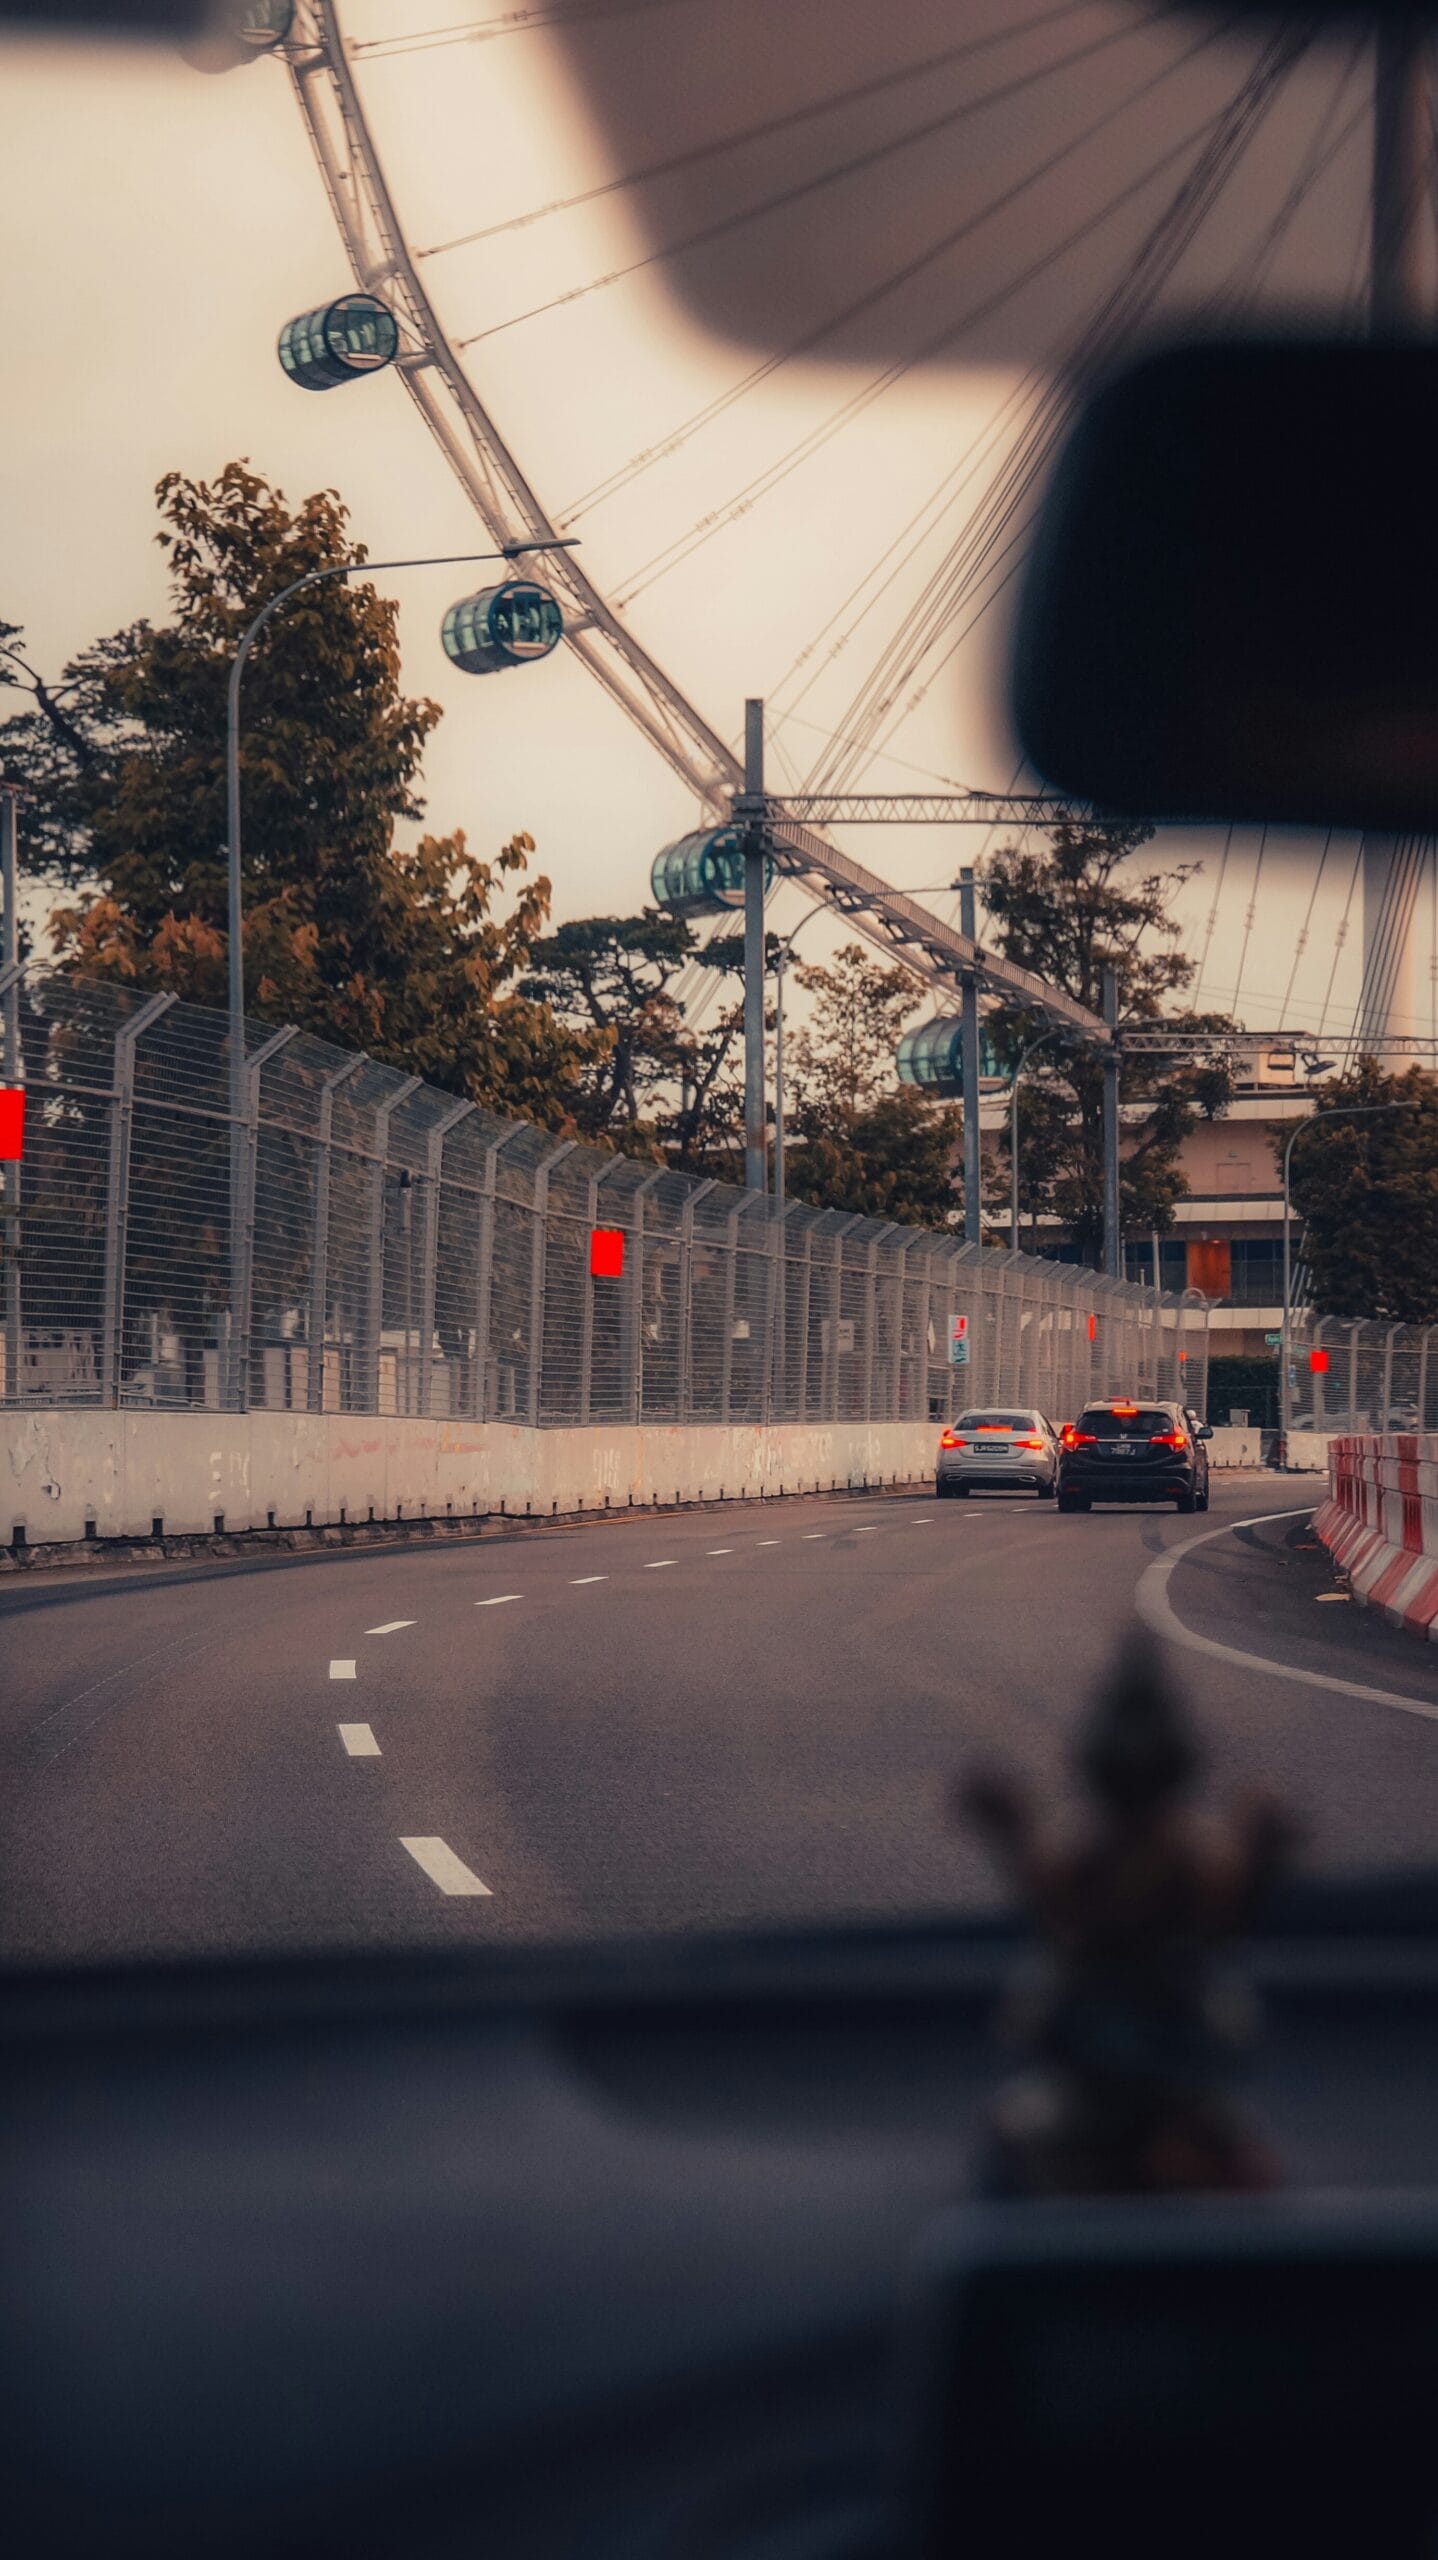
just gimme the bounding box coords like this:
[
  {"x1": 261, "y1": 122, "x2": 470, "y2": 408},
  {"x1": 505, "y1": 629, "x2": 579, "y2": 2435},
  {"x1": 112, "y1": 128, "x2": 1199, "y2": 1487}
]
[{"x1": 3, "y1": 4, "x2": 1437, "y2": 1977}]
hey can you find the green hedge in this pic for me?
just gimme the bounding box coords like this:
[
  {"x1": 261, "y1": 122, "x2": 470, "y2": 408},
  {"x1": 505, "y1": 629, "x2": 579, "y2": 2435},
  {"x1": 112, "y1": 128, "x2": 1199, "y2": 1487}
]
[{"x1": 1206, "y1": 1353, "x2": 1279, "y2": 1429}]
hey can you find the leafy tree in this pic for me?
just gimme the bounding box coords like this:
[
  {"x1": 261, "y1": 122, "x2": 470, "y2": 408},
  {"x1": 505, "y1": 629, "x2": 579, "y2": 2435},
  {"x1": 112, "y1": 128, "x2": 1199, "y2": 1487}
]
[
  {"x1": 1285, "y1": 1059, "x2": 1438, "y2": 1324},
  {"x1": 1, "y1": 464, "x2": 605, "y2": 1125},
  {"x1": 783, "y1": 941, "x2": 959, "y2": 1226},
  {"x1": 979, "y1": 820, "x2": 1232, "y2": 1266}
]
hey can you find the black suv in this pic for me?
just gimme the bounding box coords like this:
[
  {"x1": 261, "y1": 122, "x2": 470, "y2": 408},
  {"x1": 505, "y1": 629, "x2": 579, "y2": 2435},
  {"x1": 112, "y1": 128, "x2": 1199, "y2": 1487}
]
[{"x1": 1056, "y1": 1398, "x2": 1212, "y2": 1514}]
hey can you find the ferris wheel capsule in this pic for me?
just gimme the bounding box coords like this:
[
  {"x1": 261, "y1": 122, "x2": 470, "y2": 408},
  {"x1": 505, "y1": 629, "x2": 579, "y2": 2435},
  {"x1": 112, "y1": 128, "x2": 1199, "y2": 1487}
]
[
  {"x1": 649, "y1": 826, "x2": 775, "y2": 917},
  {"x1": 277, "y1": 294, "x2": 400, "y2": 392},
  {"x1": 440, "y1": 583, "x2": 564, "y2": 675},
  {"x1": 895, "y1": 1018, "x2": 1002, "y2": 1097},
  {"x1": 179, "y1": 0, "x2": 294, "y2": 71}
]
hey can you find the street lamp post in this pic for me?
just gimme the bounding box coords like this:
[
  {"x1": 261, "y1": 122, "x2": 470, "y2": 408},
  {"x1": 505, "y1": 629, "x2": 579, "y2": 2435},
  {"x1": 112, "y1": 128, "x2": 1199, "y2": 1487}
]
[
  {"x1": 1280, "y1": 1097, "x2": 1421, "y2": 1445},
  {"x1": 772, "y1": 901, "x2": 833, "y2": 1218},
  {"x1": 222, "y1": 536, "x2": 576, "y2": 1406},
  {"x1": 1006, "y1": 1034, "x2": 1053, "y2": 1254}
]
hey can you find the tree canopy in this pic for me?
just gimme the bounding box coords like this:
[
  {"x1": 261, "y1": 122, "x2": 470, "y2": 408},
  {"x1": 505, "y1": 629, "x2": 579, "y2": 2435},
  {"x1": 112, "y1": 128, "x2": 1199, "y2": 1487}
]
[
  {"x1": 1, "y1": 463, "x2": 605, "y2": 1124},
  {"x1": 782, "y1": 941, "x2": 959, "y2": 1226},
  {"x1": 979, "y1": 821, "x2": 1232, "y2": 1265},
  {"x1": 1286, "y1": 1060, "x2": 1438, "y2": 1325}
]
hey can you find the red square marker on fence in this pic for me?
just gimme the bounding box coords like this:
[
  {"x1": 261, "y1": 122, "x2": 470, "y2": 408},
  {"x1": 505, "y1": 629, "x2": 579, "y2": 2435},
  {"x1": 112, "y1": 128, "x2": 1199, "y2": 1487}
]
[
  {"x1": 1309, "y1": 1348, "x2": 1330, "y2": 1374},
  {"x1": 1087, "y1": 1313, "x2": 1097, "y2": 1342},
  {"x1": 589, "y1": 1226, "x2": 624, "y2": 1279},
  {"x1": 0, "y1": 1087, "x2": 24, "y2": 1162}
]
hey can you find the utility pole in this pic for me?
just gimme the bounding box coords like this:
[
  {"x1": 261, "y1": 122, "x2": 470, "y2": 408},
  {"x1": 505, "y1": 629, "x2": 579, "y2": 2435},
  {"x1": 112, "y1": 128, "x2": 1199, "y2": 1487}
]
[
  {"x1": 742, "y1": 697, "x2": 768, "y2": 1195},
  {"x1": 1, "y1": 787, "x2": 21, "y2": 1405},
  {"x1": 1102, "y1": 964, "x2": 1121, "y2": 1280},
  {"x1": 958, "y1": 867, "x2": 982, "y2": 1245}
]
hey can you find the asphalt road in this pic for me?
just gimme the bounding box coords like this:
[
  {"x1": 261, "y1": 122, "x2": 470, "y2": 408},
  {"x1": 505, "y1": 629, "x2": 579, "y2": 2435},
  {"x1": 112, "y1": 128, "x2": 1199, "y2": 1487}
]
[{"x1": 4, "y1": 1474, "x2": 1438, "y2": 1966}]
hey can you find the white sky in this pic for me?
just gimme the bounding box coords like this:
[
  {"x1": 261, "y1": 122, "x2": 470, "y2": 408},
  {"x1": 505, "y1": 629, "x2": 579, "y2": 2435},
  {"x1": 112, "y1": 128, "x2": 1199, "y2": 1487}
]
[{"x1": 1, "y1": 2, "x2": 1427, "y2": 1043}]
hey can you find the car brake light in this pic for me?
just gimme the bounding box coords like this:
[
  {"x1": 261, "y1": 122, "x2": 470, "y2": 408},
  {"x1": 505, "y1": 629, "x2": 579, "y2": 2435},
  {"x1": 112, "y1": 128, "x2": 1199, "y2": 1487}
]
[
  {"x1": 1111, "y1": 1403, "x2": 1139, "y2": 1416},
  {"x1": 1014, "y1": 1436, "x2": 1043, "y2": 1450},
  {"x1": 939, "y1": 1429, "x2": 961, "y2": 1448},
  {"x1": 1150, "y1": 1430, "x2": 1187, "y2": 1449}
]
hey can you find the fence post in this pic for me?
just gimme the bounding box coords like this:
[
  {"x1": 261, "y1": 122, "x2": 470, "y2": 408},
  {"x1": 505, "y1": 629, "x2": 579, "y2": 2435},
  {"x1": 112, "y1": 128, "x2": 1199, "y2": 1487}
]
[
  {"x1": 580, "y1": 1158, "x2": 621, "y2": 1425},
  {"x1": 826, "y1": 1214, "x2": 863, "y2": 1421},
  {"x1": 528, "y1": 1140, "x2": 576, "y2": 1426},
  {"x1": 797, "y1": 1220, "x2": 814, "y2": 1421},
  {"x1": 629, "y1": 1167, "x2": 663, "y2": 1425},
  {"x1": 365, "y1": 1075, "x2": 420, "y2": 1416},
  {"x1": 676, "y1": 1177, "x2": 715, "y2": 1426},
  {"x1": 232, "y1": 1023, "x2": 297, "y2": 1413},
  {"x1": 306, "y1": 1054, "x2": 365, "y2": 1414},
  {"x1": 100, "y1": 992, "x2": 176, "y2": 1411},
  {"x1": 888, "y1": 1236, "x2": 910, "y2": 1420},
  {"x1": 719, "y1": 1199, "x2": 745, "y2": 1424},
  {"x1": 1382, "y1": 1321, "x2": 1399, "y2": 1433},
  {"x1": 418, "y1": 1097, "x2": 474, "y2": 1419},
  {"x1": 1420, "y1": 1323, "x2": 1431, "y2": 1434},
  {"x1": 472, "y1": 1126, "x2": 520, "y2": 1422}
]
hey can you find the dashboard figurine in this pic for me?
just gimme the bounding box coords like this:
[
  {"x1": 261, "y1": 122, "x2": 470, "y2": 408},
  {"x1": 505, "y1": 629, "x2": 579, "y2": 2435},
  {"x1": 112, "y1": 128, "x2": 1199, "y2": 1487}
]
[{"x1": 955, "y1": 1634, "x2": 1297, "y2": 2197}]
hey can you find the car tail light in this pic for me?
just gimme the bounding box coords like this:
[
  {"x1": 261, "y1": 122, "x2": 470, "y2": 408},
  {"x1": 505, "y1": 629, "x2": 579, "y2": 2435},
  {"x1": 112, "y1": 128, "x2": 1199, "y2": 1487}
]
[
  {"x1": 1014, "y1": 1436, "x2": 1043, "y2": 1450},
  {"x1": 1150, "y1": 1429, "x2": 1187, "y2": 1449},
  {"x1": 939, "y1": 1429, "x2": 963, "y2": 1448},
  {"x1": 1062, "y1": 1426, "x2": 1096, "y2": 1448}
]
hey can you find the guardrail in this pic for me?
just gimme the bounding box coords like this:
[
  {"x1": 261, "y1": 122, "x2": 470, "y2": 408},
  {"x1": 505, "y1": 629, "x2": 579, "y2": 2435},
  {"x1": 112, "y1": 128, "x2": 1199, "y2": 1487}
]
[
  {"x1": 1313, "y1": 1434, "x2": 1438, "y2": 1641},
  {"x1": 0, "y1": 972, "x2": 1206, "y2": 1427}
]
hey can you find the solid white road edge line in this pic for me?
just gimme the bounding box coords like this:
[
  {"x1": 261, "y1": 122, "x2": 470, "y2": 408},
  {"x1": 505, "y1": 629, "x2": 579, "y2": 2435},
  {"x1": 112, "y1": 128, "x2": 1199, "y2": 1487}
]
[
  {"x1": 366, "y1": 1621, "x2": 416, "y2": 1635},
  {"x1": 329, "y1": 1659, "x2": 357, "y2": 1680},
  {"x1": 1133, "y1": 1505, "x2": 1438, "y2": 1722},
  {"x1": 400, "y1": 1837, "x2": 492, "y2": 1896},
  {"x1": 338, "y1": 1723, "x2": 381, "y2": 1757}
]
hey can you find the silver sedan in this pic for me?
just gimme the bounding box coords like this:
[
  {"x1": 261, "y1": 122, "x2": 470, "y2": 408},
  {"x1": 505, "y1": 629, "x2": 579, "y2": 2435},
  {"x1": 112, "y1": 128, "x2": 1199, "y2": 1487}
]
[{"x1": 935, "y1": 1408, "x2": 1059, "y2": 1498}]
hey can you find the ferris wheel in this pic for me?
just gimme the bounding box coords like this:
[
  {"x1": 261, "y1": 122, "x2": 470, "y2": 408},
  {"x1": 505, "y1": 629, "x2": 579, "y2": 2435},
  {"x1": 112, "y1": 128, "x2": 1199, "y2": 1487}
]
[{"x1": 213, "y1": 1, "x2": 1433, "y2": 1052}]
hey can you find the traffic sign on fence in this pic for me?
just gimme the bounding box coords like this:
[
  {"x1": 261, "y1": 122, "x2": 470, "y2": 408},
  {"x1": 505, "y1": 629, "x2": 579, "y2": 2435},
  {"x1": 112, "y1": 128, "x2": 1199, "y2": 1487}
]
[
  {"x1": 949, "y1": 1313, "x2": 969, "y2": 1367},
  {"x1": 1264, "y1": 1330, "x2": 1282, "y2": 1347}
]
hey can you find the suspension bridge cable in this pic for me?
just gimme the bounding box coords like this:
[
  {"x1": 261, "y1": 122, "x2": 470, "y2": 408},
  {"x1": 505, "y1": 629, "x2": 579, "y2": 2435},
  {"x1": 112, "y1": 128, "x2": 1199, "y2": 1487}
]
[
  {"x1": 454, "y1": 12, "x2": 1156, "y2": 347},
  {"x1": 416, "y1": 0, "x2": 1088, "y2": 258},
  {"x1": 612, "y1": 25, "x2": 1254, "y2": 606},
  {"x1": 560, "y1": 8, "x2": 1237, "y2": 521}
]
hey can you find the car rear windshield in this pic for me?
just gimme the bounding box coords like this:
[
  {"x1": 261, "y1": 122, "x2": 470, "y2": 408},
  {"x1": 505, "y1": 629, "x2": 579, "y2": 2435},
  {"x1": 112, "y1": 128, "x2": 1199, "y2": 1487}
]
[
  {"x1": 1079, "y1": 1408, "x2": 1174, "y2": 1438},
  {"x1": 956, "y1": 1412, "x2": 1034, "y2": 1432}
]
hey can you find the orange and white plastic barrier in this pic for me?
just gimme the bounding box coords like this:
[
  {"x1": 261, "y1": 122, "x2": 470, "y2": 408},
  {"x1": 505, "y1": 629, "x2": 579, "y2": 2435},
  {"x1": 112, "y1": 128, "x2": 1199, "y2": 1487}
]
[{"x1": 1313, "y1": 1434, "x2": 1438, "y2": 1642}]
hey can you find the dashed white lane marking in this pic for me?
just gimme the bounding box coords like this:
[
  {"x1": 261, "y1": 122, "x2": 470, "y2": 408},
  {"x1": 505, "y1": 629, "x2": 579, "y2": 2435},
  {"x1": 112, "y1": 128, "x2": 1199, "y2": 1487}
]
[
  {"x1": 338, "y1": 1723, "x2": 381, "y2": 1757},
  {"x1": 707, "y1": 1548, "x2": 733, "y2": 1555},
  {"x1": 644, "y1": 1559, "x2": 676, "y2": 1569},
  {"x1": 911, "y1": 1516, "x2": 933, "y2": 1524},
  {"x1": 400, "y1": 1836, "x2": 492, "y2": 1896},
  {"x1": 474, "y1": 1594, "x2": 522, "y2": 1608},
  {"x1": 571, "y1": 1575, "x2": 608, "y2": 1585},
  {"x1": 329, "y1": 1659, "x2": 357, "y2": 1680},
  {"x1": 366, "y1": 1620, "x2": 415, "y2": 1636},
  {"x1": 803, "y1": 1532, "x2": 826, "y2": 1541},
  {"x1": 1134, "y1": 1506, "x2": 1438, "y2": 1722},
  {"x1": 853, "y1": 1525, "x2": 880, "y2": 1534},
  {"x1": 757, "y1": 1539, "x2": 780, "y2": 1546}
]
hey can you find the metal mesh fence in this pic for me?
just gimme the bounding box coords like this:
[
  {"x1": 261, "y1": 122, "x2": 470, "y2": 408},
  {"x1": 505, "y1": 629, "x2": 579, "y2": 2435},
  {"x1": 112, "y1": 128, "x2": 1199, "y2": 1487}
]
[
  {"x1": 1287, "y1": 1313, "x2": 1438, "y2": 1435},
  {"x1": 0, "y1": 974, "x2": 1211, "y2": 1425}
]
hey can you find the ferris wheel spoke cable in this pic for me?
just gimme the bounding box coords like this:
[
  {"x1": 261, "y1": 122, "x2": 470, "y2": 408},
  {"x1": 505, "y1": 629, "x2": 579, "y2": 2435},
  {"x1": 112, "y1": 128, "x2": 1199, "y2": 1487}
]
[
  {"x1": 611, "y1": 24, "x2": 1254, "y2": 608},
  {"x1": 416, "y1": 0, "x2": 1089, "y2": 259},
  {"x1": 355, "y1": 0, "x2": 713, "y2": 61},
  {"x1": 559, "y1": 10, "x2": 1231, "y2": 523},
  {"x1": 809, "y1": 28, "x2": 1306, "y2": 793},
  {"x1": 1315, "y1": 841, "x2": 1364, "y2": 1042},
  {"x1": 453, "y1": 12, "x2": 1157, "y2": 348},
  {"x1": 1278, "y1": 831, "x2": 1335, "y2": 1029}
]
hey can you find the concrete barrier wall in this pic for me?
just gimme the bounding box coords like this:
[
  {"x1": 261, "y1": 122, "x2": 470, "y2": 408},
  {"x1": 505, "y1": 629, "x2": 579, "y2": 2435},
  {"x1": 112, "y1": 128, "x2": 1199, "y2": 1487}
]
[
  {"x1": 1313, "y1": 1433, "x2": 1438, "y2": 1642},
  {"x1": 1, "y1": 1409, "x2": 942, "y2": 1549},
  {"x1": 1285, "y1": 1430, "x2": 1335, "y2": 1473}
]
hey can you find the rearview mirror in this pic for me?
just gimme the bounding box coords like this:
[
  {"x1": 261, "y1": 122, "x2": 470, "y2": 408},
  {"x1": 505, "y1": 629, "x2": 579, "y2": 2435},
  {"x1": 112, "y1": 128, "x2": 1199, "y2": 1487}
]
[{"x1": 1012, "y1": 338, "x2": 1438, "y2": 835}]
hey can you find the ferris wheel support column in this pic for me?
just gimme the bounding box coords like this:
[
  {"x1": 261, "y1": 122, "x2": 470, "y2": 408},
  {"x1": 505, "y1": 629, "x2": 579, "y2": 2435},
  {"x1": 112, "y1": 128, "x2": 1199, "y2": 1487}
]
[
  {"x1": 741, "y1": 700, "x2": 769, "y2": 1198},
  {"x1": 958, "y1": 870, "x2": 982, "y2": 1247},
  {"x1": 1360, "y1": 22, "x2": 1434, "y2": 1054}
]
